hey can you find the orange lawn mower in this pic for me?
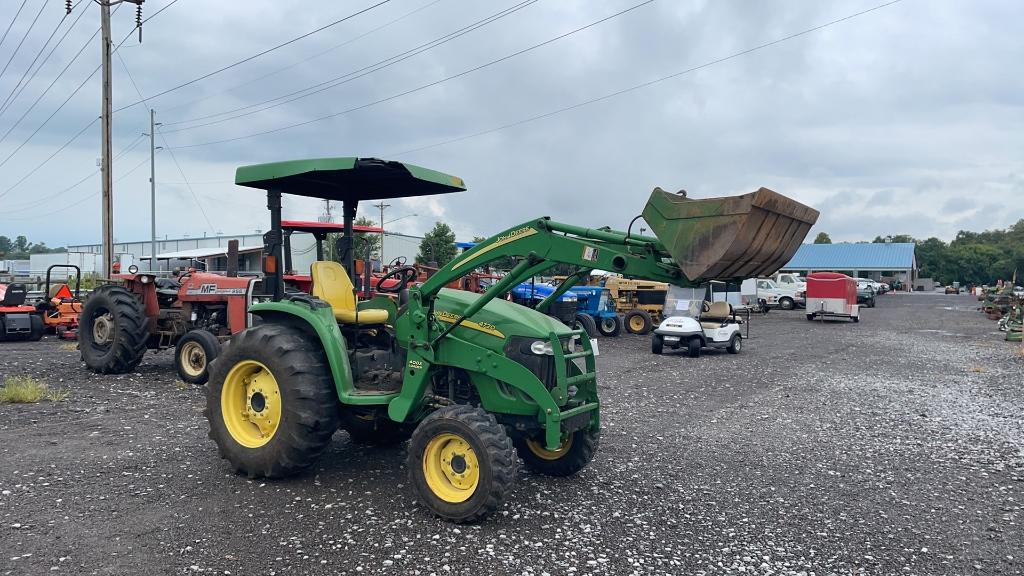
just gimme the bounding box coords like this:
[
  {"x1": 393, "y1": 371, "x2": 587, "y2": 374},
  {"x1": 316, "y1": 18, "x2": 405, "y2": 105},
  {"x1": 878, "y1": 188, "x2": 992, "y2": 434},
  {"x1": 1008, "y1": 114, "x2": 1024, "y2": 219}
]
[
  {"x1": 36, "y1": 264, "x2": 83, "y2": 339},
  {"x1": 0, "y1": 282, "x2": 42, "y2": 342}
]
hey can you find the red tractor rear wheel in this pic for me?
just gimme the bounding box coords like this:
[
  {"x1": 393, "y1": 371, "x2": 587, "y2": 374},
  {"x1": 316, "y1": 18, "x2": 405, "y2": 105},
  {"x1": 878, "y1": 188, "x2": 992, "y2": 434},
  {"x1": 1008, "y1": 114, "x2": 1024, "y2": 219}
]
[{"x1": 80, "y1": 285, "x2": 149, "y2": 374}]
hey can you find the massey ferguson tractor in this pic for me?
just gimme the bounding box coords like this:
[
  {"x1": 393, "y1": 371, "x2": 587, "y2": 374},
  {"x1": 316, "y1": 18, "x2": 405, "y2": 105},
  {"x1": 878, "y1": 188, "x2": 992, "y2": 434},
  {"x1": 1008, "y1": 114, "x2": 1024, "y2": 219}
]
[
  {"x1": 78, "y1": 266, "x2": 260, "y2": 384},
  {"x1": 200, "y1": 157, "x2": 818, "y2": 523}
]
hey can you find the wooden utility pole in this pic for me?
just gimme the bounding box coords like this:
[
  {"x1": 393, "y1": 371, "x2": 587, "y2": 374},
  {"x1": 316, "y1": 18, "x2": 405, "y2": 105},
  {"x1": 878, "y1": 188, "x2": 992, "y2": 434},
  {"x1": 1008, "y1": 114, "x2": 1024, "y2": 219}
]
[
  {"x1": 100, "y1": 2, "x2": 113, "y2": 277},
  {"x1": 374, "y1": 201, "x2": 390, "y2": 263}
]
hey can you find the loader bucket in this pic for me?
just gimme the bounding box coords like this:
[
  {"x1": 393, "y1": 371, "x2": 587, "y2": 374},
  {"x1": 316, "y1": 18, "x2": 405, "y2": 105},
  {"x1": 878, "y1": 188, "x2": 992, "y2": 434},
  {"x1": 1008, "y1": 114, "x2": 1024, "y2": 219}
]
[{"x1": 642, "y1": 187, "x2": 819, "y2": 281}]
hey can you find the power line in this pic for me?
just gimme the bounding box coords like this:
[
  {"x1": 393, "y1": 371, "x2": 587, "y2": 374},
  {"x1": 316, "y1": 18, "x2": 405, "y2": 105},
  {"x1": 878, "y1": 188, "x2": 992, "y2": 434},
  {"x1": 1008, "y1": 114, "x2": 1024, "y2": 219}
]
[
  {"x1": 0, "y1": 0, "x2": 31, "y2": 51},
  {"x1": 0, "y1": 0, "x2": 87, "y2": 118},
  {"x1": 113, "y1": 0, "x2": 392, "y2": 113},
  {"x1": 160, "y1": 0, "x2": 445, "y2": 116},
  {"x1": 0, "y1": 0, "x2": 48, "y2": 84},
  {"x1": 169, "y1": 0, "x2": 654, "y2": 148},
  {"x1": 0, "y1": 0, "x2": 179, "y2": 195},
  {"x1": 384, "y1": 0, "x2": 906, "y2": 156},
  {"x1": 161, "y1": 0, "x2": 538, "y2": 131}
]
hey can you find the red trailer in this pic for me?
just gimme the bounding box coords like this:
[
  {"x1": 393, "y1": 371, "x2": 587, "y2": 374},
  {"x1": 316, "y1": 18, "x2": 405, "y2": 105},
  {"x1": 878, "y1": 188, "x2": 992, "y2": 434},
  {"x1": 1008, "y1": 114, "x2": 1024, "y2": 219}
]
[{"x1": 805, "y1": 272, "x2": 859, "y2": 322}]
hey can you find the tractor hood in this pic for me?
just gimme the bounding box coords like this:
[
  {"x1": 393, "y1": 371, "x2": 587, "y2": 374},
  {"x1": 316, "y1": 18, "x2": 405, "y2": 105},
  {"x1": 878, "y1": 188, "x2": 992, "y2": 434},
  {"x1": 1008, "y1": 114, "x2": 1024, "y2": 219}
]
[{"x1": 433, "y1": 288, "x2": 571, "y2": 348}]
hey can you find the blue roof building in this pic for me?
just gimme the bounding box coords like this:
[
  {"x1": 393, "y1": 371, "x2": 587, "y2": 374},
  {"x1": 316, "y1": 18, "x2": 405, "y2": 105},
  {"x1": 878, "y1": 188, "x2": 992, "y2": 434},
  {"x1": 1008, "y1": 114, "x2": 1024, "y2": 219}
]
[{"x1": 780, "y1": 242, "x2": 917, "y2": 285}]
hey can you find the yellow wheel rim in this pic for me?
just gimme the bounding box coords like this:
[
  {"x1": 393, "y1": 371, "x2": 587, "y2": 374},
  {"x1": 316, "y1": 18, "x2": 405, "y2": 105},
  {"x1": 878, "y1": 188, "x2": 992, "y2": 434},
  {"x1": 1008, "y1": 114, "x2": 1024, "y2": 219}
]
[
  {"x1": 179, "y1": 341, "x2": 206, "y2": 378},
  {"x1": 221, "y1": 360, "x2": 282, "y2": 449},
  {"x1": 422, "y1": 433, "x2": 480, "y2": 503},
  {"x1": 526, "y1": 434, "x2": 574, "y2": 461},
  {"x1": 629, "y1": 315, "x2": 646, "y2": 332}
]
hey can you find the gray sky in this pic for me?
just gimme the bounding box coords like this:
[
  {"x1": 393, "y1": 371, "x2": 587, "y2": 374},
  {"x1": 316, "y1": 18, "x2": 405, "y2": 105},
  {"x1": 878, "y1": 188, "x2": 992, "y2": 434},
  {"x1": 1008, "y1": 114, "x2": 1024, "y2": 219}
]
[{"x1": 1, "y1": 0, "x2": 1021, "y2": 248}]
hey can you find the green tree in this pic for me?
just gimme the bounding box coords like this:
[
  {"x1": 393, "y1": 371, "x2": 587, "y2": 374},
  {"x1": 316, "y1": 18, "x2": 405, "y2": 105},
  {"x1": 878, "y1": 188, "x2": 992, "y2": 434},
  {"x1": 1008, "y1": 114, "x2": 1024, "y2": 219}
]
[
  {"x1": 14, "y1": 235, "x2": 28, "y2": 252},
  {"x1": 0, "y1": 236, "x2": 12, "y2": 255},
  {"x1": 872, "y1": 234, "x2": 915, "y2": 244},
  {"x1": 813, "y1": 232, "x2": 832, "y2": 244},
  {"x1": 353, "y1": 216, "x2": 381, "y2": 260},
  {"x1": 417, "y1": 222, "x2": 457, "y2": 266}
]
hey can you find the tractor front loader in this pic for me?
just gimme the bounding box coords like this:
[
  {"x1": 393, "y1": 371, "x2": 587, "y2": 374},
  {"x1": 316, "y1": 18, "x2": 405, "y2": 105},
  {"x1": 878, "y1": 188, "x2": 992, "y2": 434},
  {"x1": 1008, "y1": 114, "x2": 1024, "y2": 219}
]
[{"x1": 203, "y1": 157, "x2": 818, "y2": 523}]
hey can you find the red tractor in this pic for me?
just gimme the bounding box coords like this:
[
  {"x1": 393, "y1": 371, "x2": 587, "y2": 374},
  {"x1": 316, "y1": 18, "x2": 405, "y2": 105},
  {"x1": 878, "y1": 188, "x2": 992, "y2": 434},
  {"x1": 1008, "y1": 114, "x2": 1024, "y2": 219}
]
[
  {"x1": 0, "y1": 282, "x2": 43, "y2": 342},
  {"x1": 78, "y1": 266, "x2": 261, "y2": 384}
]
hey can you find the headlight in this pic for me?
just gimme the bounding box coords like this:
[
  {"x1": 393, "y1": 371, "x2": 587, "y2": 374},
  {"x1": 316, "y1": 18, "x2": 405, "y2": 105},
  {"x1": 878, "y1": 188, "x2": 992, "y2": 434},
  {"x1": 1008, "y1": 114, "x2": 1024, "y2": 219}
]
[
  {"x1": 140, "y1": 275, "x2": 150, "y2": 284},
  {"x1": 529, "y1": 340, "x2": 554, "y2": 355}
]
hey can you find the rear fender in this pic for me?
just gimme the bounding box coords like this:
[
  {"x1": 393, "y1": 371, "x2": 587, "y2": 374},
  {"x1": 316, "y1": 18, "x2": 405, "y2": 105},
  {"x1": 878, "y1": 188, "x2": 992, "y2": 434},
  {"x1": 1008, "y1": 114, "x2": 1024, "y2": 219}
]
[{"x1": 248, "y1": 300, "x2": 354, "y2": 402}]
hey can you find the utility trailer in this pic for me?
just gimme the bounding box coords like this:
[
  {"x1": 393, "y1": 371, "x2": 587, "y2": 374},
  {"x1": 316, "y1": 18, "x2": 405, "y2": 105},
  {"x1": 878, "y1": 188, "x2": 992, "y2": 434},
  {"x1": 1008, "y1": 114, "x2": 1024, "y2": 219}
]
[
  {"x1": 805, "y1": 272, "x2": 860, "y2": 322},
  {"x1": 203, "y1": 158, "x2": 819, "y2": 523}
]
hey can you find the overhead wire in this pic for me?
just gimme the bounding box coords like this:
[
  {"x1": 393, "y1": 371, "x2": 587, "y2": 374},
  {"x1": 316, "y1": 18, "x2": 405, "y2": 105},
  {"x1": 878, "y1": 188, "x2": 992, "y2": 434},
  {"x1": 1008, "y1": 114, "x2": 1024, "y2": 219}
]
[
  {"x1": 0, "y1": 0, "x2": 31, "y2": 51},
  {"x1": 169, "y1": 0, "x2": 655, "y2": 148},
  {"x1": 160, "y1": 0, "x2": 539, "y2": 131},
  {"x1": 160, "y1": 0, "x2": 445, "y2": 116},
  {"x1": 113, "y1": 0, "x2": 392, "y2": 113},
  {"x1": 0, "y1": 0, "x2": 46, "y2": 82},
  {"x1": 0, "y1": 0, "x2": 88, "y2": 118},
  {"x1": 383, "y1": 0, "x2": 907, "y2": 156},
  {"x1": 0, "y1": 0, "x2": 180, "y2": 200},
  {"x1": 116, "y1": 48, "x2": 216, "y2": 233}
]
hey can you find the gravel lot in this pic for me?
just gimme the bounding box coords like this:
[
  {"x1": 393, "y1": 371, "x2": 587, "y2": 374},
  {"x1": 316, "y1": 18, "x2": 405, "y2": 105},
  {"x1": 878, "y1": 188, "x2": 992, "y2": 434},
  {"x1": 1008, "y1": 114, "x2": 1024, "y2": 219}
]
[{"x1": 1, "y1": 292, "x2": 1022, "y2": 576}]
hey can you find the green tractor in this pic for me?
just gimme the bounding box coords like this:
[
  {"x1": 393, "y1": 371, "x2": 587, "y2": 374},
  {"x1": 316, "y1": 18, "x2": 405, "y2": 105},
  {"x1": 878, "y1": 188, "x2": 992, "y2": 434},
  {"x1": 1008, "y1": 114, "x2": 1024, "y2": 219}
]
[{"x1": 204, "y1": 157, "x2": 818, "y2": 522}]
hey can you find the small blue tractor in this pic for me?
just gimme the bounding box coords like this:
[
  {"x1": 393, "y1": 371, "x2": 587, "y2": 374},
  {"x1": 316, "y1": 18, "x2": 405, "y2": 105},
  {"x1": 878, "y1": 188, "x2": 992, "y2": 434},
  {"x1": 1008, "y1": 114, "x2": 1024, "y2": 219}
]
[
  {"x1": 509, "y1": 281, "x2": 596, "y2": 337},
  {"x1": 565, "y1": 285, "x2": 622, "y2": 336}
]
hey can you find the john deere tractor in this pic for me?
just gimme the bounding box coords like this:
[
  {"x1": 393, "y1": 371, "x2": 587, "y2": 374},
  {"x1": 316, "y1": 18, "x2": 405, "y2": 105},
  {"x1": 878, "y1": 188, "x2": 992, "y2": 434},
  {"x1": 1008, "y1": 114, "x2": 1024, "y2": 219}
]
[{"x1": 204, "y1": 157, "x2": 818, "y2": 522}]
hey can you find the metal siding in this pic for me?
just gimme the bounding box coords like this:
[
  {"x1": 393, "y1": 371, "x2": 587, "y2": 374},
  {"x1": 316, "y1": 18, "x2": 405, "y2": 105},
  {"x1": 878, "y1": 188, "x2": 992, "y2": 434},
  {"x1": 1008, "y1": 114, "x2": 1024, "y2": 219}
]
[{"x1": 782, "y1": 243, "x2": 915, "y2": 271}]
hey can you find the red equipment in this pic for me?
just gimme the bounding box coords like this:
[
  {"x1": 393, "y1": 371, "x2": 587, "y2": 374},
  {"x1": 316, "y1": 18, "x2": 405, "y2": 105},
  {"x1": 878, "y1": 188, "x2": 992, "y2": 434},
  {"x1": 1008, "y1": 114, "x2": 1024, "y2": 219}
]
[
  {"x1": 37, "y1": 264, "x2": 82, "y2": 339},
  {"x1": 281, "y1": 220, "x2": 391, "y2": 295},
  {"x1": 805, "y1": 272, "x2": 859, "y2": 322},
  {"x1": 79, "y1": 268, "x2": 261, "y2": 384},
  {"x1": 0, "y1": 283, "x2": 43, "y2": 342}
]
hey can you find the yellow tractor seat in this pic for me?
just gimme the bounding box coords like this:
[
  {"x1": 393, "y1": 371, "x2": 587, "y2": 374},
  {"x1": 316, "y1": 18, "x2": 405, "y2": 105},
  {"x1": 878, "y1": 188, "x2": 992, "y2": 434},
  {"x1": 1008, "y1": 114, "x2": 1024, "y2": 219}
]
[{"x1": 310, "y1": 261, "x2": 389, "y2": 325}]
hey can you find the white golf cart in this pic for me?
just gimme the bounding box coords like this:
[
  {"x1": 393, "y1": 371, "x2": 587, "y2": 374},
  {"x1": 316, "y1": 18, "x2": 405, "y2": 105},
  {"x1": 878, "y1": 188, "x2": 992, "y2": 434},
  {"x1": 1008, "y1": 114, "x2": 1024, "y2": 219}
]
[{"x1": 651, "y1": 284, "x2": 745, "y2": 357}]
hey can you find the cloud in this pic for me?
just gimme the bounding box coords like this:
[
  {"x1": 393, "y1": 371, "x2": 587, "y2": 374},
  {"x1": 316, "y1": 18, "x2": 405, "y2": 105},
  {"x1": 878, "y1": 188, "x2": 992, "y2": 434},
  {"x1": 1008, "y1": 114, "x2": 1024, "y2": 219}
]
[{"x1": 1, "y1": 0, "x2": 1022, "y2": 251}]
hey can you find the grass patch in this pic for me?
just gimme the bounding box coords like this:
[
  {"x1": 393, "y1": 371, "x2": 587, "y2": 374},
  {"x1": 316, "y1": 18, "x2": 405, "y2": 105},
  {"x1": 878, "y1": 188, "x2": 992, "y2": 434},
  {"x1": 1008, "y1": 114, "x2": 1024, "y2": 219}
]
[
  {"x1": 60, "y1": 343, "x2": 78, "y2": 351},
  {"x1": 0, "y1": 376, "x2": 68, "y2": 404},
  {"x1": 969, "y1": 365, "x2": 987, "y2": 373}
]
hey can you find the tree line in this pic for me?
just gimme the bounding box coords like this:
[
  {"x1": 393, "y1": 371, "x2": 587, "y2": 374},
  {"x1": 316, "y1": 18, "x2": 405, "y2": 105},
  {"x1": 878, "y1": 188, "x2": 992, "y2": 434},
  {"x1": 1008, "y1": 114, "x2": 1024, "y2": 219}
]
[
  {"x1": 0, "y1": 235, "x2": 65, "y2": 260},
  {"x1": 814, "y1": 220, "x2": 1024, "y2": 286}
]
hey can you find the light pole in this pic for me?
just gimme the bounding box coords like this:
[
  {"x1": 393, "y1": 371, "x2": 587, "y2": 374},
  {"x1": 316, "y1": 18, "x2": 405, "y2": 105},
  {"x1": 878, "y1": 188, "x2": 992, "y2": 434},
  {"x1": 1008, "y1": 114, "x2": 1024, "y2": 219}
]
[{"x1": 145, "y1": 109, "x2": 162, "y2": 271}]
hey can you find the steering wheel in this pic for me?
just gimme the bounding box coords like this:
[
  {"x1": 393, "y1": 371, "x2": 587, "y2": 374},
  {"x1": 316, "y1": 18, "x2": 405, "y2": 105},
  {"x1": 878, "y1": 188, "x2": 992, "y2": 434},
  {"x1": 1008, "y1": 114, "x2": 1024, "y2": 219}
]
[
  {"x1": 389, "y1": 256, "x2": 408, "y2": 268},
  {"x1": 376, "y1": 266, "x2": 418, "y2": 293}
]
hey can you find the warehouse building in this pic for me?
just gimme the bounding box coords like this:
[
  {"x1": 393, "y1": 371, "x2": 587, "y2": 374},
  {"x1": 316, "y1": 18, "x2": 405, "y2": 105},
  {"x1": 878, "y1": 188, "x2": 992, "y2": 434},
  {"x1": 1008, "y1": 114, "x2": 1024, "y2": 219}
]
[{"x1": 779, "y1": 243, "x2": 917, "y2": 288}]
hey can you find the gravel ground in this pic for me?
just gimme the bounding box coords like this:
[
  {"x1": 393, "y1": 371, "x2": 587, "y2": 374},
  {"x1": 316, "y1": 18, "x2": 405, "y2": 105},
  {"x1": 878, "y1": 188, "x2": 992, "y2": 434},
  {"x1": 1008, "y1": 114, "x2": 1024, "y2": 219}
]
[{"x1": 1, "y1": 292, "x2": 1022, "y2": 576}]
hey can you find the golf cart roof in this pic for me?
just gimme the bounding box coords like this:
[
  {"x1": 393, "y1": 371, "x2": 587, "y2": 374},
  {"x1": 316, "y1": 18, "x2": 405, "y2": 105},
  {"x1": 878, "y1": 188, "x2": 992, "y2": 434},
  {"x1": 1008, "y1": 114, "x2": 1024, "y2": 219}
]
[
  {"x1": 281, "y1": 220, "x2": 384, "y2": 234},
  {"x1": 235, "y1": 157, "x2": 465, "y2": 202}
]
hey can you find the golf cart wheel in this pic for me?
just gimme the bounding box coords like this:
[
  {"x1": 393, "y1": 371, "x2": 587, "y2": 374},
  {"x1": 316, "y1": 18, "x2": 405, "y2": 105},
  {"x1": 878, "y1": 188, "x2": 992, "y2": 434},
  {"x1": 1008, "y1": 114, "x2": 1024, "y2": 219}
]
[
  {"x1": 28, "y1": 314, "x2": 43, "y2": 341},
  {"x1": 408, "y1": 405, "x2": 516, "y2": 523},
  {"x1": 596, "y1": 315, "x2": 621, "y2": 337},
  {"x1": 727, "y1": 335, "x2": 742, "y2": 354},
  {"x1": 341, "y1": 407, "x2": 411, "y2": 446},
  {"x1": 651, "y1": 334, "x2": 664, "y2": 354},
  {"x1": 686, "y1": 337, "x2": 701, "y2": 358},
  {"x1": 573, "y1": 313, "x2": 597, "y2": 339},
  {"x1": 79, "y1": 285, "x2": 148, "y2": 374},
  {"x1": 624, "y1": 310, "x2": 653, "y2": 334},
  {"x1": 514, "y1": 427, "x2": 599, "y2": 477},
  {"x1": 175, "y1": 329, "x2": 221, "y2": 385},
  {"x1": 778, "y1": 297, "x2": 795, "y2": 311},
  {"x1": 205, "y1": 324, "x2": 340, "y2": 479}
]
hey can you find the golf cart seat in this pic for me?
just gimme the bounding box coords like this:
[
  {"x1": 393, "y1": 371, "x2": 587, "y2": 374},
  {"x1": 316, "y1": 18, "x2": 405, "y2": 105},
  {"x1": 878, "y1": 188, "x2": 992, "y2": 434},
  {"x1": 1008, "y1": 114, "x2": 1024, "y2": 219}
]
[
  {"x1": 700, "y1": 301, "x2": 733, "y2": 329},
  {"x1": 310, "y1": 261, "x2": 389, "y2": 325}
]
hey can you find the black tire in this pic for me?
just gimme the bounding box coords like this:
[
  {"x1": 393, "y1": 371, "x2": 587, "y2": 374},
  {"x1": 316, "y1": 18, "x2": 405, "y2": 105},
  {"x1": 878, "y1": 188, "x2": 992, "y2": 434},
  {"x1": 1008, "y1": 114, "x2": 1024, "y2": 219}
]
[
  {"x1": 779, "y1": 297, "x2": 795, "y2": 311},
  {"x1": 651, "y1": 333, "x2": 663, "y2": 354},
  {"x1": 0, "y1": 316, "x2": 6, "y2": 342},
  {"x1": 596, "y1": 315, "x2": 621, "y2": 337},
  {"x1": 341, "y1": 407, "x2": 412, "y2": 446},
  {"x1": 79, "y1": 285, "x2": 148, "y2": 374},
  {"x1": 687, "y1": 337, "x2": 701, "y2": 358},
  {"x1": 408, "y1": 405, "x2": 516, "y2": 523},
  {"x1": 175, "y1": 329, "x2": 221, "y2": 385},
  {"x1": 727, "y1": 335, "x2": 742, "y2": 354},
  {"x1": 205, "y1": 324, "x2": 340, "y2": 479},
  {"x1": 868, "y1": 298, "x2": 876, "y2": 308},
  {"x1": 28, "y1": 314, "x2": 43, "y2": 341},
  {"x1": 806, "y1": 313, "x2": 815, "y2": 321},
  {"x1": 573, "y1": 313, "x2": 597, "y2": 338},
  {"x1": 513, "y1": 428, "x2": 599, "y2": 477},
  {"x1": 853, "y1": 316, "x2": 860, "y2": 323},
  {"x1": 624, "y1": 309, "x2": 653, "y2": 334}
]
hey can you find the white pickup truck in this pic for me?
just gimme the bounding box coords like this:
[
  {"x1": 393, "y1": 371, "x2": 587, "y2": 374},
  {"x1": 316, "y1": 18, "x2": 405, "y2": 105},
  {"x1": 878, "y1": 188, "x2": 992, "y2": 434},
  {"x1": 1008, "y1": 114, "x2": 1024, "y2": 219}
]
[
  {"x1": 773, "y1": 272, "x2": 806, "y2": 294},
  {"x1": 742, "y1": 278, "x2": 804, "y2": 310}
]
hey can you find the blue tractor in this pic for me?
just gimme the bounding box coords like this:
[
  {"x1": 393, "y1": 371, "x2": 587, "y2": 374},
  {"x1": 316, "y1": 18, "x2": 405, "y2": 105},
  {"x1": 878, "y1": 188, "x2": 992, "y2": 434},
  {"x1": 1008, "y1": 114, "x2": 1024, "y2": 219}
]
[
  {"x1": 566, "y1": 285, "x2": 622, "y2": 336},
  {"x1": 509, "y1": 282, "x2": 596, "y2": 338}
]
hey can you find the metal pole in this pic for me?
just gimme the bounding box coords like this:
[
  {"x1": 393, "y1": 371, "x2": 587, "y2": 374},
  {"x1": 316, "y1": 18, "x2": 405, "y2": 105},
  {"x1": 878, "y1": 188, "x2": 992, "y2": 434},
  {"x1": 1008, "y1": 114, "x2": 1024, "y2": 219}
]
[
  {"x1": 100, "y1": 3, "x2": 113, "y2": 278},
  {"x1": 149, "y1": 108, "x2": 157, "y2": 271},
  {"x1": 374, "y1": 201, "x2": 390, "y2": 265}
]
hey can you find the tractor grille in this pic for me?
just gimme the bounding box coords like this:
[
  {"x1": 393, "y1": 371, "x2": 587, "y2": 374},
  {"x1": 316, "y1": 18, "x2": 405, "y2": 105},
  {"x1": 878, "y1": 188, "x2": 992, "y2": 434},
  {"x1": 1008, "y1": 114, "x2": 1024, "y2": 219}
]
[
  {"x1": 547, "y1": 300, "x2": 577, "y2": 326},
  {"x1": 504, "y1": 336, "x2": 574, "y2": 390}
]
